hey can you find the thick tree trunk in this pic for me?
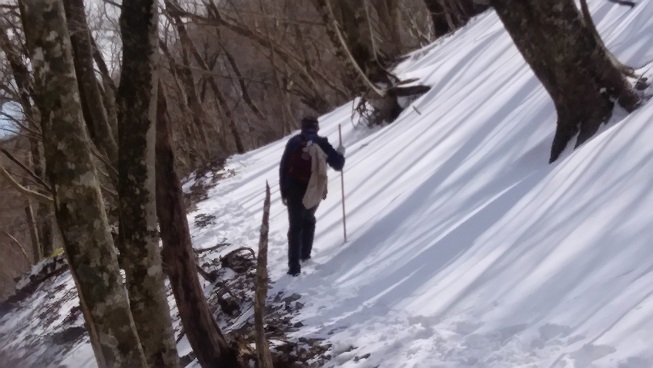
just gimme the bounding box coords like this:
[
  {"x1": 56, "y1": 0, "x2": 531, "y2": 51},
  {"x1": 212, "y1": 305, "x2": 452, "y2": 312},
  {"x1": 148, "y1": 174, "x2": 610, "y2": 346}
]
[
  {"x1": 63, "y1": 0, "x2": 119, "y2": 167},
  {"x1": 19, "y1": 1, "x2": 147, "y2": 367},
  {"x1": 116, "y1": 1, "x2": 180, "y2": 367},
  {"x1": 155, "y1": 85, "x2": 241, "y2": 368},
  {"x1": 490, "y1": 0, "x2": 640, "y2": 162}
]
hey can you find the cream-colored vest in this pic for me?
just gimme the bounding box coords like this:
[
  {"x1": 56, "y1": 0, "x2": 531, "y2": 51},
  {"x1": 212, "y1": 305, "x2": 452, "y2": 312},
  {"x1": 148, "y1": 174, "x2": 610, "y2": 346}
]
[{"x1": 302, "y1": 143, "x2": 328, "y2": 209}]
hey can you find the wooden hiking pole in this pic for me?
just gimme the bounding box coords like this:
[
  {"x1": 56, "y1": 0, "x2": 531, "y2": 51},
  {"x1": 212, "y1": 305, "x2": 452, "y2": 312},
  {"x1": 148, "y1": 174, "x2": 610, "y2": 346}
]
[{"x1": 339, "y1": 124, "x2": 348, "y2": 243}]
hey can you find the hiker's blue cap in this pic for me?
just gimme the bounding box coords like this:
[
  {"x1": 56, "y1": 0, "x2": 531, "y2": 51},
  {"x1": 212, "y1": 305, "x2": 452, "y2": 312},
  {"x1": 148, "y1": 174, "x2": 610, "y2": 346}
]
[{"x1": 301, "y1": 117, "x2": 319, "y2": 131}]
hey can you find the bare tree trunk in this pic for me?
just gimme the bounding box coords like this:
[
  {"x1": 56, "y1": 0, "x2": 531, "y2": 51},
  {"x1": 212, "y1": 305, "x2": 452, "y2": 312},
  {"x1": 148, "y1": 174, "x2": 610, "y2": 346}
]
[
  {"x1": 166, "y1": 1, "x2": 245, "y2": 154},
  {"x1": 24, "y1": 199, "x2": 41, "y2": 263},
  {"x1": 19, "y1": 1, "x2": 147, "y2": 367},
  {"x1": 90, "y1": 35, "x2": 119, "y2": 137},
  {"x1": 63, "y1": 0, "x2": 119, "y2": 167},
  {"x1": 0, "y1": 21, "x2": 52, "y2": 260},
  {"x1": 116, "y1": 0, "x2": 180, "y2": 366},
  {"x1": 23, "y1": 150, "x2": 41, "y2": 263},
  {"x1": 155, "y1": 84, "x2": 241, "y2": 368},
  {"x1": 423, "y1": 0, "x2": 452, "y2": 37},
  {"x1": 313, "y1": 0, "x2": 418, "y2": 124},
  {"x1": 254, "y1": 183, "x2": 273, "y2": 368},
  {"x1": 36, "y1": 203, "x2": 53, "y2": 256},
  {"x1": 374, "y1": 0, "x2": 404, "y2": 56},
  {"x1": 311, "y1": 0, "x2": 376, "y2": 96},
  {"x1": 163, "y1": 11, "x2": 215, "y2": 158},
  {"x1": 490, "y1": 0, "x2": 640, "y2": 162},
  {"x1": 204, "y1": 0, "x2": 332, "y2": 112},
  {"x1": 159, "y1": 41, "x2": 213, "y2": 164},
  {"x1": 578, "y1": 0, "x2": 635, "y2": 77},
  {"x1": 423, "y1": 0, "x2": 488, "y2": 38},
  {"x1": 166, "y1": 1, "x2": 243, "y2": 153}
]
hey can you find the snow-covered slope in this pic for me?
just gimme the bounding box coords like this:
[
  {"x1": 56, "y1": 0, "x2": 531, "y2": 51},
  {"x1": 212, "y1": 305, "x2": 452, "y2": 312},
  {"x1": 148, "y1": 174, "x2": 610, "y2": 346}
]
[
  {"x1": 3, "y1": 1, "x2": 653, "y2": 367},
  {"x1": 193, "y1": 2, "x2": 653, "y2": 367}
]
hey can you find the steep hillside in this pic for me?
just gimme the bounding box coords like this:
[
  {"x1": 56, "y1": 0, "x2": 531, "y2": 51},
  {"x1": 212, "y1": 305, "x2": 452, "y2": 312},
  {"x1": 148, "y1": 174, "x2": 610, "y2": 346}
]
[{"x1": 2, "y1": 1, "x2": 653, "y2": 367}]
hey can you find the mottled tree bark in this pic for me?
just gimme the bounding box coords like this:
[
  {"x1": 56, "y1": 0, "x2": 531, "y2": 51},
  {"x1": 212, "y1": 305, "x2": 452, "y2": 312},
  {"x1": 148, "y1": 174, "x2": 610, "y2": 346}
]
[
  {"x1": 156, "y1": 85, "x2": 240, "y2": 368},
  {"x1": 63, "y1": 0, "x2": 119, "y2": 167},
  {"x1": 18, "y1": 1, "x2": 147, "y2": 367},
  {"x1": 490, "y1": 0, "x2": 640, "y2": 162},
  {"x1": 116, "y1": 0, "x2": 180, "y2": 367}
]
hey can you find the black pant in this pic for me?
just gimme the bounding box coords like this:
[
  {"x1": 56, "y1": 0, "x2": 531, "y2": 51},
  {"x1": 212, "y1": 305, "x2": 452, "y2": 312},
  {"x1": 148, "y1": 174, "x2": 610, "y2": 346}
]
[{"x1": 286, "y1": 182, "x2": 317, "y2": 273}]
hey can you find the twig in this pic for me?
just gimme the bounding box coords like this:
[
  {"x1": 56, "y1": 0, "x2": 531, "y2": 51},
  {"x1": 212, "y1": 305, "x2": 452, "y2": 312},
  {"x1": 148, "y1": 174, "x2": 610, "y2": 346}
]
[
  {"x1": 195, "y1": 241, "x2": 231, "y2": 254},
  {"x1": 196, "y1": 262, "x2": 217, "y2": 282},
  {"x1": 3, "y1": 230, "x2": 31, "y2": 265},
  {"x1": 222, "y1": 246, "x2": 256, "y2": 259},
  {"x1": 608, "y1": 0, "x2": 636, "y2": 8},
  {"x1": 102, "y1": 0, "x2": 122, "y2": 8},
  {"x1": 0, "y1": 162, "x2": 53, "y2": 203},
  {"x1": 0, "y1": 147, "x2": 51, "y2": 191},
  {"x1": 175, "y1": 329, "x2": 186, "y2": 343}
]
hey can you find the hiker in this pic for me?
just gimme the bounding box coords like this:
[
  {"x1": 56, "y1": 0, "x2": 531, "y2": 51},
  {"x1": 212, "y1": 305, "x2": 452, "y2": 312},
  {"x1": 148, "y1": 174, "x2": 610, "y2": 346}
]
[{"x1": 279, "y1": 117, "x2": 346, "y2": 276}]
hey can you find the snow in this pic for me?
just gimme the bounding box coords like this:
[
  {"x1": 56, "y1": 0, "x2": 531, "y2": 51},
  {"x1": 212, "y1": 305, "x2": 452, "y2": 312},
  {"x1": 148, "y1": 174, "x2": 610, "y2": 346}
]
[
  {"x1": 3, "y1": 0, "x2": 653, "y2": 367},
  {"x1": 188, "y1": 1, "x2": 653, "y2": 367}
]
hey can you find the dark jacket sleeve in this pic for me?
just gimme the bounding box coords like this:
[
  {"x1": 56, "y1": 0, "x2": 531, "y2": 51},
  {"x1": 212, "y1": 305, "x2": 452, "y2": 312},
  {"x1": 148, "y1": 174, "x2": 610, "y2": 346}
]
[
  {"x1": 315, "y1": 136, "x2": 345, "y2": 171},
  {"x1": 279, "y1": 136, "x2": 299, "y2": 198}
]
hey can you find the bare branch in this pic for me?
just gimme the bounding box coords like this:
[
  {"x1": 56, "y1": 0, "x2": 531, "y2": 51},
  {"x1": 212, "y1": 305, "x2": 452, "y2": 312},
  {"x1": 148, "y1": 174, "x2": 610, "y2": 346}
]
[
  {"x1": 0, "y1": 147, "x2": 51, "y2": 191},
  {"x1": 2, "y1": 230, "x2": 32, "y2": 265},
  {"x1": 0, "y1": 161, "x2": 53, "y2": 204}
]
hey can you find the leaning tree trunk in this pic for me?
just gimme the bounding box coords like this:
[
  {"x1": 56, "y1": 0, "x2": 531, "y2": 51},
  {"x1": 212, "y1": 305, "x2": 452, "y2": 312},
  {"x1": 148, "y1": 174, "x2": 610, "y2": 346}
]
[
  {"x1": 18, "y1": 1, "x2": 147, "y2": 367},
  {"x1": 63, "y1": 0, "x2": 119, "y2": 168},
  {"x1": 155, "y1": 84, "x2": 241, "y2": 368},
  {"x1": 116, "y1": 0, "x2": 180, "y2": 367},
  {"x1": 490, "y1": 0, "x2": 640, "y2": 162}
]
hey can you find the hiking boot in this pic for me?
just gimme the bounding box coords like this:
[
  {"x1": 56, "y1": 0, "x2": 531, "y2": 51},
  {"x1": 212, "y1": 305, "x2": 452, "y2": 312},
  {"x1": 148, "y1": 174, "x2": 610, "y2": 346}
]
[{"x1": 287, "y1": 268, "x2": 301, "y2": 277}]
